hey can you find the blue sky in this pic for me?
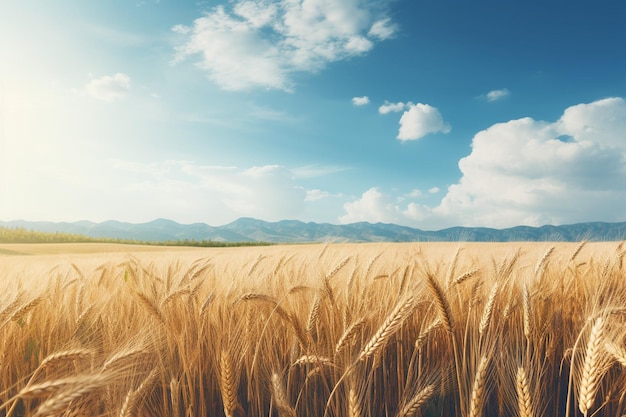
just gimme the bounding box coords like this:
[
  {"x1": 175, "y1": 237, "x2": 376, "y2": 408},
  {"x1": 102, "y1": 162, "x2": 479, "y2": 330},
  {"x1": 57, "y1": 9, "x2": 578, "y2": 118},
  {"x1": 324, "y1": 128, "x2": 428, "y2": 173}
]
[{"x1": 1, "y1": 0, "x2": 626, "y2": 229}]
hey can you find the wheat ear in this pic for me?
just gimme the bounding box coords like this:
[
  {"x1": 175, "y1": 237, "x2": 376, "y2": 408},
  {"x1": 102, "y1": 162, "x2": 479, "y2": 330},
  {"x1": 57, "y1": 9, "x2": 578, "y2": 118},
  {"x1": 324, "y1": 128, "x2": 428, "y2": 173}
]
[
  {"x1": 516, "y1": 366, "x2": 533, "y2": 417},
  {"x1": 348, "y1": 385, "x2": 362, "y2": 417},
  {"x1": 396, "y1": 384, "x2": 435, "y2": 417},
  {"x1": 220, "y1": 349, "x2": 240, "y2": 417},
  {"x1": 570, "y1": 240, "x2": 587, "y2": 262},
  {"x1": 359, "y1": 296, "x2": 416, "y2": 360},
  {"x1": 336, "y1": 317, "x2": 366, "y2": 354},
  {"x1": 578, "y1": 317, "x2": 605, "y2": 417},
  {"x1": 468, "y1": 355, "x2": 490, "y2": 417},
  {"x1": 33, "y1": 375, "x2": 105, "y2": 417},
  {"x1": 271, "y1": 373, "x2": 297, "y2": 417},
  {"x1": 327, "y1": 256, "x2": 351, "y2": 279},
  {"x1": 453, "y1": 269, "x2": 480, "y2": 286},
  {"x1": 306, "y1": 295, "x2": 321, "y2": 337},
  {"x1": 426, "y1": 274, "x2": 453, "y2": 332},
  {"x1": 30, "y1": 349, "x2": 93, "y2": 382},
  {"x1": 534, "y1": 246, "x2": 555, "y2": 276},
  {"x1": 478, "y1": 283, "x2": 498, "y2": 336}
]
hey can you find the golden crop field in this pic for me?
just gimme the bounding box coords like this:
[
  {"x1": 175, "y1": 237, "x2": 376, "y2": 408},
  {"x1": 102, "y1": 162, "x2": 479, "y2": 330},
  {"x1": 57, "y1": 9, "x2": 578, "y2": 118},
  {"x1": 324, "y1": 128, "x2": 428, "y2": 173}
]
[{"x1": 1, "y1": 241, "x2": 625, "y2": 417}]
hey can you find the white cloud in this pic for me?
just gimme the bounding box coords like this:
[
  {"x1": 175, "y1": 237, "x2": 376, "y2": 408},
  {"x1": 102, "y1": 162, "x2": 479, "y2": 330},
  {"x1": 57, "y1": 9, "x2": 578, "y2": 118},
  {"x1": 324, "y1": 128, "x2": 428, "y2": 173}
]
[
  {"x1": 368, "y1": 18, "x2": 396, "y2": 40},
  {"x1": 340, "y1": 188, "x2": 400, "y2": 224},
  {"x1": 397, "y1": 103, "x2": 451, "y2": 141},
  {"x1": 113, "y1": 161, "x2": 307, "y2": 223},
  {"x1": 173, "y1": 1, "x2": 396, "y2": 91},
  {"x1": 85, "y1": 73, "x2": 131, "y2": 101},
  {"x1": 435, "y1": 97, "x2": 626, "y2": 227},
  {"x1": 341, "y1": 97, "x2": 626, "y2": 229},
  {"x1": 486, "y1": 88, "x2": 510, "y2": 102},
  {"x1": 428, "y1": 187, "x2": 440, "y2": 194},
  {"x1": 306, "y1": 189, "x2": 330, "y2": 201},
  {"x1": 352, "y1": 96, "x2": 370, "y2": 106},
  {"x1": 378, "y1": 101, "x2": 406, "y2": 114},
  {"x1": 406, "y1": 189, "x2": 422, "y2": 198}
]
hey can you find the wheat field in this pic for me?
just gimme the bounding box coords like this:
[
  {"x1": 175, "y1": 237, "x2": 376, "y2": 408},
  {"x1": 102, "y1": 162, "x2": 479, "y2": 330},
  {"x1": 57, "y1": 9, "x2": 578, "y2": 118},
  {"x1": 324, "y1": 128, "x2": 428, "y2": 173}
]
[{"x1": 1, "y1": 241, "x2": 625, "y2": 417}]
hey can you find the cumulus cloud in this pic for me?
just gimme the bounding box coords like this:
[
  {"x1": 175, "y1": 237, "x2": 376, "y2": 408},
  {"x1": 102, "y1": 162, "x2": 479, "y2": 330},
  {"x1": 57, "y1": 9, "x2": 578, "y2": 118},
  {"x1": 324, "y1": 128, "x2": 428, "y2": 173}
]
[
  {"x1": 173, "y1": 1, "x2": 396, "y2": 91},
  {"x1": 340, "y1": 188, "x2": 400, "y2": 224},
  {"x1": 85, "y1": 73, "x2": 131, "y2": 101},
  {"x1": 341, "y1": 97, "x2": 626, "y2": 229},
  {"x1": 485, "y1": 88, "x2": 510, "y2": 102},
  {"x1": 352, "y1": 96, "x2": 370, "y2": 106},
  {"x1": 436, "y1": 97, "x2": 626, "y2": 227},
  {"x1": 397, "y1": 103, "x2": 451, "y2": 141}
]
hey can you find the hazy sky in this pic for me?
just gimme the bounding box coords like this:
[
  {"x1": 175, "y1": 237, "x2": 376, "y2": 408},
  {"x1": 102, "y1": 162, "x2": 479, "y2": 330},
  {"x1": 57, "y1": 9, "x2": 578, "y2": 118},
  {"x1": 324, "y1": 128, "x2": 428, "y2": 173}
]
[{"x1": 1, "y1": 0, "x2": 626, "y2": 229}]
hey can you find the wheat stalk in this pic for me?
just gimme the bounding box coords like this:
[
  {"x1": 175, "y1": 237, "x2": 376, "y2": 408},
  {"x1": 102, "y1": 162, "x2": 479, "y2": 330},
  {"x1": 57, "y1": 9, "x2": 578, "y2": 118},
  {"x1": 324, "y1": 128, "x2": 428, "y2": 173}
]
[{"x1": 522, "y1": 283, "x2": 532, "y2": 339}]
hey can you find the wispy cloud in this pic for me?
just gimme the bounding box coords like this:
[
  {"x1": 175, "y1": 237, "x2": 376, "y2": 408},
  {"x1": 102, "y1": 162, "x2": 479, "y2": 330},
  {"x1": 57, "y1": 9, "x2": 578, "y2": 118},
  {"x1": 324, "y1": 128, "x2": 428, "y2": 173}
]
[
  {"x1": 173, "y1": 0, "x2": 397, "y2": 91},
  {"x1": 85, "y1": 73, "x2": 131, "y2": 102}
]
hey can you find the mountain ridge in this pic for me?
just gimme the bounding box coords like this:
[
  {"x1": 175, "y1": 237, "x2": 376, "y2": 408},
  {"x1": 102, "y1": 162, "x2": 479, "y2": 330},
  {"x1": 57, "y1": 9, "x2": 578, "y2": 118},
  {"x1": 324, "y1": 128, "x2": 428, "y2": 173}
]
[{"x1": 2, "y1": 218, "x2": 626, "y2": 243}]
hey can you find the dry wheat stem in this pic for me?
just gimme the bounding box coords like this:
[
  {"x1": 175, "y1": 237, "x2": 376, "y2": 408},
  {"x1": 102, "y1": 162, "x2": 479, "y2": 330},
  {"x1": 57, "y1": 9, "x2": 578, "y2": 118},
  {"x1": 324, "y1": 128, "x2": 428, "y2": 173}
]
[{"x1": 522, "y1": 283, "x2": 532, "y2": 339}]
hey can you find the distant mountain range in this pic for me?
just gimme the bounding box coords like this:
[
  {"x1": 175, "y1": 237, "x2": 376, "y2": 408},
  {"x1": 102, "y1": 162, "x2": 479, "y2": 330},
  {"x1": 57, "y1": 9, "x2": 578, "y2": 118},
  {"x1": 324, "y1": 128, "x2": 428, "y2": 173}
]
[{"x1": 2, "y1": 218, "x2": 626, "y2": 243}]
